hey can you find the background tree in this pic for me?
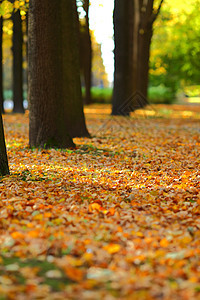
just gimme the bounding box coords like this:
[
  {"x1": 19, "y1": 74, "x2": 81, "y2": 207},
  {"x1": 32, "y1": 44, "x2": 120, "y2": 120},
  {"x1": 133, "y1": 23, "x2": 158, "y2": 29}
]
[
  {"x1": 28, "y1": 0, "x2": 89, "y2": 148},
  {"x1": 77, "y1": 0, "x2": 92, "y2": 105},
  {"x1": 112, "y1": 0, "x2": 133, "y2": 115},
  {"x1": 133, "y1": 0, "x2": 163, "y2": 101},
  {"x1": 91, "y1": 31, "x2": 109, "y2": 88},
  {"x1": 150, "y1": 0, "x2": 200, "y2": 97},
  {"x1": 112, "y1": 0, "x2": 164, "y2": 115},
  {"x1": 12, "y1": 7, "x2": 24, "y2": 113}
]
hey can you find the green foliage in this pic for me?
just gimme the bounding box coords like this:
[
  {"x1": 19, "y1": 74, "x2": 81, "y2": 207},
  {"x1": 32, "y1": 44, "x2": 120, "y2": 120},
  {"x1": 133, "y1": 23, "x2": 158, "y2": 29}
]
[
  {"x1": 0, "y1": 0, "x2": 13, "y2": 17},
  {"x1": 148, "y1": 85, "x2": 175, "y2": 104},
  {"x1": 91, "y1": 87, "x2": 112, "y2": 103},
  {"x1": 184, "y1": 85, "x2": 200, "y2": 97},
  {"x1": 150, "y1": 0, "x2": 200, "y2": 95},
  {"x1": 4, "y1": 90, "x2": 27, "y2": 100},
  {"x1": 82, "y1": 87, "x2": 112, "y2": 104},
  {"x1": 0, "y1": 0, "x2": 29, "y2": 17}
]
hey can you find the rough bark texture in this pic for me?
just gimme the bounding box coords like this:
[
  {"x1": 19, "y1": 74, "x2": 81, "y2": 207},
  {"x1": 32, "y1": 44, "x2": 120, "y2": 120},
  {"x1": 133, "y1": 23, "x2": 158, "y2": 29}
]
[
  {"x1": 0, "y1": 16, "x2": 4, "y2": 114},
  {"x1": 28, "y1": 0, "x2": 89, "y2": 148},
  {"x1": 12, "y1": 10, "x2": 25, "y2": 114},
  {"x1": 0, "y1": 114, "x2": 9, "y2": 176},
  {"x1": 112, "y1": 0, "x2": 133, "y2": 115}
]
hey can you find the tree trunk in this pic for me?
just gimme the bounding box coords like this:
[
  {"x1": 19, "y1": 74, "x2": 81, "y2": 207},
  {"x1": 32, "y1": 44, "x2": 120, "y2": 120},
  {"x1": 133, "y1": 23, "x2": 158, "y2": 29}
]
[
  {"x1": 82, "y1": 0, "x2": 92, "y2": 105},
  {"x1": 112, "y1": 0, "x2": 163, "y2": 114},
  {"x1": 28, "y1": 0, "x2": 89, "y2": 148},
  {"x1": 112, "y1": 0, "x2": 133, "y2": 115},
  {"x1": 133, "y1": 0, "x2": 153, "y2": 105},
  {"x1": 63, "y1": 1, "x2": 89, "y2": 137},
  {"x1": 0, "y1": 15, "x2": 4, "y2": 114},
  {"x1": 12, "y1": 10, "x2": 25, "y2": 114},
  {"x1": 0, "y1": 114, "x2": 9, "y2": 176},
  {"x1": 132, "y1": 0, "x2": 164, "y2": 108}
]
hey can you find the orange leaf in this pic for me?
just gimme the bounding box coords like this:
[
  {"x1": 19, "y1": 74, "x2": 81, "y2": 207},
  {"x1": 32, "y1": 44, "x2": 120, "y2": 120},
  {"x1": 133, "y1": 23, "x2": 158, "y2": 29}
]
[
  {"x1": 160, "y1": 238, "x2": 169, "y2": 248},
  {"x1": 64, "y1": 266, "x2": 84, "y2": 282},
  {"x1": 27, "y1": 230, "x2": 40, "y2": 238},
  {"x1": 11, "y1": 231, "x2": 24, "y2": 239},
  {"x1": 88, "y1": 203, "x2": 102, "y2": 212},
  {"x1": 107, "y1": 207, "x2": 115, "y2": 216}
]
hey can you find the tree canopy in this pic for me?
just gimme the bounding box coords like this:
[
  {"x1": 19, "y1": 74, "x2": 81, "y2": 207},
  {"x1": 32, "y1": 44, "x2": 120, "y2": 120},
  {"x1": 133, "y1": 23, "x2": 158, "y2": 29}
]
[{"x1": 150, "y1": 0, "x2": 200, "y2": 94}]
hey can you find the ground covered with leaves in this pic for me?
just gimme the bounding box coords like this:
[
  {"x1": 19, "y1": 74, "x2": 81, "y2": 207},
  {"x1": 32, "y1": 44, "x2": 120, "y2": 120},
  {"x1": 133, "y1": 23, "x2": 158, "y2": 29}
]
[{"x1": 1, "y1": 104, "x2": 200, "y2": 299}]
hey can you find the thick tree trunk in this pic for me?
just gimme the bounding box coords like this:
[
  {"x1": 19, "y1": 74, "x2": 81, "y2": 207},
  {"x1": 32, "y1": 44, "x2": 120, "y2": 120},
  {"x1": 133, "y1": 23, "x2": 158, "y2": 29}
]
[
  {"x1": 0, "y1": 16, "x2": 4, "y2": 114},
  {"x1": 28, "y1": 0, "x2": 89, "y2": 148},
  {"x1": 0, "y1": 114, "x2": 9, "y2": 176},
  {"x1": 12, "y1": 10, "x2": 25, "y2": 114},
  {"x1": 112, "y1": 0, "x2": 133, "y2": 115}
]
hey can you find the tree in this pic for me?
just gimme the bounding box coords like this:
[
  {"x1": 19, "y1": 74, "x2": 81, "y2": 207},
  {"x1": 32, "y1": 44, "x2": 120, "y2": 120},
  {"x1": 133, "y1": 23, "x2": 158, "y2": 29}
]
[
  {"x1": 78, "y1": 0, "x2": 92, "y2": 105},
  {"x1": 112, "y1": 0, "x2": 133, "y2": 115},
  {"x1": 28, "y1": 0, "x2": 89, "y2": 148},
  {"x1": 134, "y1": 0, "x2": 164, "y2": 104},
  {"x1": 112, "y1": 0, "x2": 164, "y2": 115},
  {"x1": 91, "y1": 31, "x2": 109, "y2": 88},
  {"x1": 12, "y1": 8, "x2": 25, "y2": 113},
  {"x1": 150, "y1": 0, "x2": 200, "y2": 94},
  {"x1": 0, "y1": 114, "x2": 9, "y2": 175},
  {"x1": 0, "y1": 13, "x2": 4, "y2": 114}
]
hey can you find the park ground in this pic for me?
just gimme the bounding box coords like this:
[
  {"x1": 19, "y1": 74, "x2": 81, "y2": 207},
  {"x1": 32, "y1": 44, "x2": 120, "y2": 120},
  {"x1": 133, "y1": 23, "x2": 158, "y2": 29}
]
[{"x1": 0, "y1": 103, "x2": 200, "y2": 299}]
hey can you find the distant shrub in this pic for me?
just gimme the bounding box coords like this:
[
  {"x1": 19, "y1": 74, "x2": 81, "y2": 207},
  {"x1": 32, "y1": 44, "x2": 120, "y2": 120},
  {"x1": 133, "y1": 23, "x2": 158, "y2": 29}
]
[
  {"x1": 91, "y1": 87, "x2": 112, "y2": 103},
  {"x1": 82, "y1": 87, "x2": 112, "y2": 104},
  {"x1": 4, "y1": 90, "x2": 12, "y2": 100},
  {"x1": 4, "y1": 90, "x2": 27, "y2": 100},
  {"x1": 148, "y1": 85, "x2": 176, "y2": 104}
]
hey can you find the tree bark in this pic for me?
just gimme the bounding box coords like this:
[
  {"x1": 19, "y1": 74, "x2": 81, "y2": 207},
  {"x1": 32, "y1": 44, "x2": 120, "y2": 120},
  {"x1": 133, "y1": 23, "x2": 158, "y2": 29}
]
[
  {"x1": 28, "y1": 0, "x2": 89, "y2": 148},
  {"x1": 12, "y1": 9, "x2": 25, "y2": 113},
  {"x1": 0, "y1": 114, "x2": 9, "y2": 176},
  {"x1": 132, "y1": 0, "x2": 164, "y2": 107},
  {"x1": 0, "y1": 15, "x2": 4, "y2": 114},
  {"x1": 112, "y1": 0, "x2": 133, "y2": 115},
  {"x1": 82, "y1": 0, "x2": 92, "y2": 105},
  {"x1": 112, "y1": 0, "x2": 164, "y2": 114},
  {"x1": 132, "y1": 0, "x2": 154, "y2": 103},
  {"x1": 63, "y1": 1, "x2": 89, "y2": 137}
]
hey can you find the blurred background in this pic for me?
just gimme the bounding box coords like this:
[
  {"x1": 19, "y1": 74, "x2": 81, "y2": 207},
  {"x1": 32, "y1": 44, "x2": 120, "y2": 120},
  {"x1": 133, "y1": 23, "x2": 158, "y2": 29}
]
[{"x1": 1, "y1": 0, "x2": 200, "y2": 111}]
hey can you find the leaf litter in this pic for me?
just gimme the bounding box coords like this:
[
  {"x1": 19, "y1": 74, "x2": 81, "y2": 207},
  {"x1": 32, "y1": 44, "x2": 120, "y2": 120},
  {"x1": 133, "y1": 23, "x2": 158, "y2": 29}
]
[{"x1": 0, "y1": 104, "x2": 200, "y2": 299}]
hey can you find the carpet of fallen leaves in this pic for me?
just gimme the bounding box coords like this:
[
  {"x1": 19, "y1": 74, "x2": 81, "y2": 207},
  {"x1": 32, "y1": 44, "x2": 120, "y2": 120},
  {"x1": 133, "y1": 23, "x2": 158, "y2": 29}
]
[{"x1": 1, "y1": 104, "x2": 200, "y2": 299}]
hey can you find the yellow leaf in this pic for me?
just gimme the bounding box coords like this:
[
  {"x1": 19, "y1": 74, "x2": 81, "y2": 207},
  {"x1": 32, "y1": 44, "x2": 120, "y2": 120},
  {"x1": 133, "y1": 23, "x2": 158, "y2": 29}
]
[{"x1": 104, "y1": 243, "x2": 121, "y2": 254}]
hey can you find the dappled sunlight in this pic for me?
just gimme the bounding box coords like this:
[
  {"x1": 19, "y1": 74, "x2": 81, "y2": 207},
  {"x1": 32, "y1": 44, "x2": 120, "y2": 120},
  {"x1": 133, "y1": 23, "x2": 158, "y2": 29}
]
[{"x1": 84, "y1": 103, "x2": 200, "y2": 120}]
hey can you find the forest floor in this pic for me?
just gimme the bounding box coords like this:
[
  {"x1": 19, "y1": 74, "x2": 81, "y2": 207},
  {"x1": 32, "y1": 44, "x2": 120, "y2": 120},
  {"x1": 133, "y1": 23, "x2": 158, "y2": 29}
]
[{"x1": 1, "y1": 103, "x2": 200, "y2": 299}]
